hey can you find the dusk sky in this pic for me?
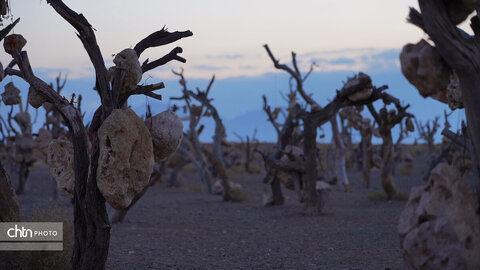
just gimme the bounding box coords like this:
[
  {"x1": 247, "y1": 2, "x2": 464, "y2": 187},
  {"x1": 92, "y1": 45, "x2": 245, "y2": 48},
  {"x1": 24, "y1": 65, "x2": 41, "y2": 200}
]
[{"x1": 0, "y1": 1, "x2": 466, "y2": 142}]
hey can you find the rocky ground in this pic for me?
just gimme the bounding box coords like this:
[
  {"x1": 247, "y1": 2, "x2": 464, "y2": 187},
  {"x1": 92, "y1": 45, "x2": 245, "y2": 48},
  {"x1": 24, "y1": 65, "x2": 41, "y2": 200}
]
[{"x1": 7, "y1": 148, "x2": 450, "y2": 270}]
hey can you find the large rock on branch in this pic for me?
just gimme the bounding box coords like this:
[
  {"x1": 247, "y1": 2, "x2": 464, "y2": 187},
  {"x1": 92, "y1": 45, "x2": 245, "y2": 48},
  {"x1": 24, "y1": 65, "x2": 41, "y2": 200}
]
[
  {"x1": 47, "y1": 139, "x2": 75, "y2": 196},
  {"x1": 145, "y1": 110, "x2": 183, "y2": 162},
  {"x1": 97, "y1": 109, "x2": 154, "y2": 209},
  {"x1": 400, "y1": 39, "x2": 451, "y2": 104},
  {"x1": 108, "y1": 48, "x2": 142, "y2": 93},
  {"x1": 1, "y1": 82, "x2": 21, "y2": 105},
  {"x1": 398, "y1": 163, "x2": 480, "y2": 270}
]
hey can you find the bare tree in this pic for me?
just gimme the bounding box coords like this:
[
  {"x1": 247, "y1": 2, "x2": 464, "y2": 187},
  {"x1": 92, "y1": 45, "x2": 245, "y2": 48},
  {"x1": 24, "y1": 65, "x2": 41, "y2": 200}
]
[
  {"x1": 257, "y1": 91, "x2": 301, "y2": 206},
  {"x1": 415, "y1": 116, "x2": 440, "y2": 156},
  {"x1": 367, "y1": 100, "x2": 413, "y2": 199},
  {"x1": 233, "y1": 129, "x2": 259, "y2": 173},
  {"x1": 339, "y1": 106, "x2": 376, "y2": 187},
  {"x1": 2, "y1": 1, "x2": 192, "y2": 269},
  {"x1": 0, "y1": 81, "x2": 37, "y2": 194},
  {"x1": 264, "y1": 44, "x2": 394, "y2": 214},
  {"x1": 0, "y1": 160, "x2": 19, "y2": 222},
  {"x1": 402, "y1": 1, "x2": 480, "y2": 196},
  {"x1": 172, "y1": 69, "x2": 234, "y2": 201}
]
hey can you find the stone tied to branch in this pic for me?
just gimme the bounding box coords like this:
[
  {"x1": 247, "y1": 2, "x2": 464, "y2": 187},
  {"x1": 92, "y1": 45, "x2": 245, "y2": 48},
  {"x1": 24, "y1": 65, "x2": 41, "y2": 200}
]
[
  {"x1": 97, "y1": 108, "x2": 154, "y2": 209},
  {"x1": 145, "y1": 110, "x2": 183, "y2": 162},
  {"x1": 47, "y1": 139, "x2": 75, "y2": 196},
  {"x1": 345, "y1": 73, "x2": 372, "y2": 102},
  {"x1": 28, "y1": 86, "x2": 47, "y2": 109},
  {"x1": 398, "y1": 163, "x2": 480, "y2": 269},
  {"x1": 1, "y1": 81, "x2": 21, "y2": 105},
  {"x1": 3, "y1": 34, "x2": 26, "y2": 54},
  {"x1": 108, "y1": 48, "x2": 142, "y2": 93},
  {"x1": 400, "y1": 39, "x2": 450, "y2": 103}
]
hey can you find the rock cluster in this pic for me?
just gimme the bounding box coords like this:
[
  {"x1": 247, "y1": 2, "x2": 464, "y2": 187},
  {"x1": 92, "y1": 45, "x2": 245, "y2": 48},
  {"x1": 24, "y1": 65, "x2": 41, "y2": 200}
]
[{"x1": 398, "y1": 163, "x2": 480, "y2": 270}]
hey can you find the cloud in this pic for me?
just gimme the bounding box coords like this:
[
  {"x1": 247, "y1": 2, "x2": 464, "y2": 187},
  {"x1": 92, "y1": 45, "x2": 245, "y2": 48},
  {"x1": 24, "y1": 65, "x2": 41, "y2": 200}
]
[
  {"x1": 22, "y1": 47, "x2": 404, "y2": 81},
  {"x1": 191, "y1": 65, "x2": 228, "y2": 71},
  {"x1": 371, "y1": 49, "x2": 400, "y2": 60},
  {"x1": 327, "y1": 57, "x2": 356, "y2": 65},
  {"x1": 207, "y1": 54, "x2": 245, "y2": 60}
]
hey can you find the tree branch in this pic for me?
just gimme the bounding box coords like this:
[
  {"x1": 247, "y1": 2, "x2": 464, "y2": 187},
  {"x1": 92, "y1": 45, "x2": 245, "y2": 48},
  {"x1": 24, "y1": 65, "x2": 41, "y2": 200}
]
[
  {"x1": 134, "y1": 28, "x2": 193, "y2": 57},
  {"x1": 141, "y1": 47, "x2": 186, "y2": 73},
  {"x1": 0, "y1": 17, "x2": 19, "y2": 41},
  {"x1": 47, "y1": 0, "x2": 113, "y2": 113}
]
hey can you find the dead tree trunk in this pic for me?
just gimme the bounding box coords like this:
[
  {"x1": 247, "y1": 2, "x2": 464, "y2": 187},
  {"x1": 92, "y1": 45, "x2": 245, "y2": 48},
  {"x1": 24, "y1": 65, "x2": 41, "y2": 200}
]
[
  {"x1": 15, "y1": 161, "x2": 30, "y2": 194},
  {"x1": 186, "y1": 78, "x2": 233, "y2": 201},
  {"x1": 178, "y1": 143, "x2": 212, "y2": 193},
  {"x1": 367, "y1": 102, "x2": 413, "y2": 200},
  {"x1": 380, "y1": 129, "x2": 397, "y2": 199},
  {"x1": 405, "y1": 2, "x2": 480, "y2": 194},
  {"x1": 260, "y1": 94, "x2": 299, "y2": 206},
  {"x1": 4, "y1": 2, "x2": 192, "y2": 268},
  {"x1": 330, "y1": 115, "x2": 349, "y2": 191},
  {"x1": 302, "y1": 116, "x2": 319, "y2": 215},
  {"x1": 264, "y1": 44, "x2": 391, "y2": 214},
  {"x1": 0, "y1": 160, "x2": 20, "y2": 222},
  {"x1": 360, "y1": 124, "x2": 374, "y2": 188}
]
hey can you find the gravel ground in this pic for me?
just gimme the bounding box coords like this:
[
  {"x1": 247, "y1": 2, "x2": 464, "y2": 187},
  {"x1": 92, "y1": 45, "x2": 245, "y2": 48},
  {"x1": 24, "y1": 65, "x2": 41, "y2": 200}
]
[{"x1": 9, "y1": 155, "x2": 433, "y2": 270}]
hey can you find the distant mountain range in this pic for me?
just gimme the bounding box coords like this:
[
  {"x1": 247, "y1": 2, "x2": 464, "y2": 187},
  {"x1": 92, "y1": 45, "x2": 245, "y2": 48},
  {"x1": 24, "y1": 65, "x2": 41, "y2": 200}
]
[{"x1": 0, "y1": 58, "x2": 464, "y2": 144}]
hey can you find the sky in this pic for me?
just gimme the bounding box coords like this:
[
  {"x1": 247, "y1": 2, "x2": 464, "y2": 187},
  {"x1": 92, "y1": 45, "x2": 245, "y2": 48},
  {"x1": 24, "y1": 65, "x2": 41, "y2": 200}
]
[{"x1": 0, "y1": 0, "x2": 467, "y2": 142}]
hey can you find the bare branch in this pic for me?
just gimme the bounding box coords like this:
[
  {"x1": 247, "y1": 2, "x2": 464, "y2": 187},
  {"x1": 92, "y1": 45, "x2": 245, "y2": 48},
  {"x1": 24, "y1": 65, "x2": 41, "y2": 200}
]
[
  {"x1": 47, "y1": 0, "x2": 113, "y2": 113},
  {"x1": 141, "y1": 47, "x2": 186, "y2": 73},
  {"x1": 0, "y1": 18, "x2": 19, "y2": 41},
  {"x1": 134, "y1": 28, "x2": 193, "y2": 57},
  {"x1": 263, "y1": 44, "x2": 319, "y2": 107}
]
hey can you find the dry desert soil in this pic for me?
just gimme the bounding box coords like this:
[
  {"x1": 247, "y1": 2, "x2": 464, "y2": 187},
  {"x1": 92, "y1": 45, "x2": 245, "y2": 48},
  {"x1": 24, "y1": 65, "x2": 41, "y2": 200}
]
[{"x1": 5, "y1": 148, "x2": 454, "y2": 270}]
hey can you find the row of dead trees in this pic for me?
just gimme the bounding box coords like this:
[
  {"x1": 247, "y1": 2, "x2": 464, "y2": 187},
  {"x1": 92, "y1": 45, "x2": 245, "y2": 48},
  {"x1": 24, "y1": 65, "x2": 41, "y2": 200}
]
[{"x1": 253, "y1": 44, "x2": 416, "y2": 215}]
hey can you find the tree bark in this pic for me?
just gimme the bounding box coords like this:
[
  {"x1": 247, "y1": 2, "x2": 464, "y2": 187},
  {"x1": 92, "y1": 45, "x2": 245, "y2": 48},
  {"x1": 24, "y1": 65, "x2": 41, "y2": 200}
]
[
  {"x1": 457, "y1": 73, "x2": 480, "y2": 191},
  {"x1": 380, "y1": 130, "x2": 397, "y2": 200},
  {"x1": 269, "y1": 174, "x2": 285, "y2": 206},
  {"x1": 303, "y1": 116, "x2": 320, "y2": 215},
  {"x1": 0, "y1": 161, "x2": 20, "y2": 222},
  {"x1": 72, "y1": 138, "x2": 110, "y2": 270},
  {"x1": 15, "y1": 161, "x2": 29, "y2": 194},
  {"x1": 360, "y1": 127, "x2": 373, "y2": 188},
  {"x1": 413, "y1": 0, "x2": 480, "y2": 192},
  {"x1": 330, "y1": 116, "x2": 349, "y2": 191},
  {"x1": 178, "y1": 144, "x2": 212, "y2": 194}
]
